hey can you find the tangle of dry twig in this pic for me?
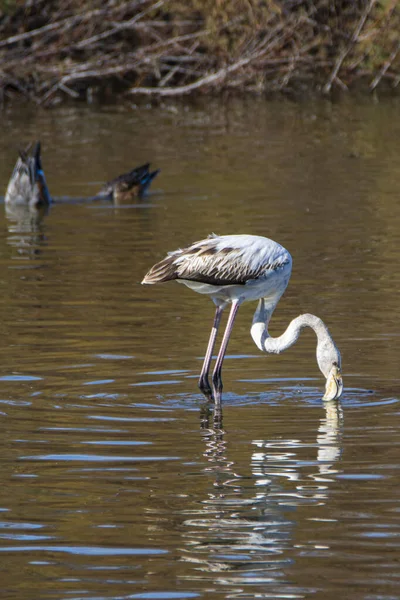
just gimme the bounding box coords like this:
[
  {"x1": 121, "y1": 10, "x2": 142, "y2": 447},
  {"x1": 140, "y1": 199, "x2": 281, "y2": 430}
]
[{"x1": 0, "y1": 0, "x2": 398, "y2": 105}]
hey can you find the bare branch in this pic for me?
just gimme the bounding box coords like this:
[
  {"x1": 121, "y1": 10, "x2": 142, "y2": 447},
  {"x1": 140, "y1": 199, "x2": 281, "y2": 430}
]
[
  {"x1": 76, "y1": 0, "x2": 165, "y2": 49},
  {"x1": 323, "y1": 0, "x2": 377, "y2": 93},
  {"x1": 370, "y1": 39, "x2": 400, "y2": 90},
  {"x1": 129, "y1": 54, "x2": 265, "y2": 96},
  {"x1": 0, "y1": 10, "x2": 102, "y2": 48}
]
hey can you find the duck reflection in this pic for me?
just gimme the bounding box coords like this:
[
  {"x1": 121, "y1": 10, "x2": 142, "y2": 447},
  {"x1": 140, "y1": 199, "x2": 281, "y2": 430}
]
[
  {"x1": 179, "y1": 400, "x2": 343, "y2": 587},
  {"x1": 5, "y1": 203, "x2": 49, "y2": 260}
]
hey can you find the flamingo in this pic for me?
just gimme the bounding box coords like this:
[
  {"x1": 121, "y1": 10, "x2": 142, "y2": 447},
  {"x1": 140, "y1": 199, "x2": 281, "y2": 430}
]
[{"x1": 142, "y1": 234, "x2": 343, "y2": 403}]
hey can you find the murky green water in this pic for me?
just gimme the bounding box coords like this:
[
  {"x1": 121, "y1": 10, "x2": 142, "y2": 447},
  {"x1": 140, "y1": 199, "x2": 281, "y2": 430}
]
[{"x1": 0, "y1": 96, "x2": 399, "y2": 599}]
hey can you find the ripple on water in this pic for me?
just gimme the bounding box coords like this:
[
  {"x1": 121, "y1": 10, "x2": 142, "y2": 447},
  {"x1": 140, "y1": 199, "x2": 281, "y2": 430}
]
[
  {"x1": 0, "y1": 545, "x2": 167, "y2": 556},
  {"x1": 20, "y1": 453, "x2": 181, "y2": 462},
  {"x1": 0, "y1": 375, "x2": 42, "y2": 381},
  {"x1": 0, "y1": 521, "x2": 43, "y2": 530},
  {"x1": 88, "y1": 415, "x2": 177, "y2": 422},
  {"x1": 95, "y1": 353, "x2": 134, "y2": 360},
  {"x1": 0, "y1": 399, "x2": 31, "y2": 406},
  {"x1": 343, "y1": 393, "x2": 399, "y2": 408},
  {"x1": 131, "y1": 380, "x2": 183, "y2": 387},
  {"x1": 0, "y1": 533, "x2": 53, "y2": 542},
  {"x1": 120, "y1": 593, "x2": 200, "y2": 599},
  {"x1": 126, "y1": 364, "x2": 393, "y2": 410},
  {"x1": 81, "y1": 440, "x2": 152, "y2": 446},
  {"x1": 83, "y1": 379, "x2": 115, "y2": 385},
  {"x1": 153, "y1": 385, "x2": 381, "y2": 410}
]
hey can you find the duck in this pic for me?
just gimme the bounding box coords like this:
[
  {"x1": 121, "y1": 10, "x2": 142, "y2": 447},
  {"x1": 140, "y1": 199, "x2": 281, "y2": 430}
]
[
  {"x1": 97, "y1": 163, "x2": 160, "y2": 203},
  {"x1": 5, "y1": 141, "x2": 51, "y2": 208}
]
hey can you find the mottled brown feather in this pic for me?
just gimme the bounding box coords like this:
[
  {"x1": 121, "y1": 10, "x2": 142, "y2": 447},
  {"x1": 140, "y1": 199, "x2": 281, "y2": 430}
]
[
  {"x1": 142, "y1": 239, "x2": 289, "y2": 286},
  {"x1": 142, "y1": 254, "x2": 179, "y2": 284}
]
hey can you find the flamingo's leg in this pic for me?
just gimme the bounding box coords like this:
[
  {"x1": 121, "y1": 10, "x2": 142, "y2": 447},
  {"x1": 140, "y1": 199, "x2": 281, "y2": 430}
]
[
  {"x1": 198, "y1": 305, "x2": 224, "y2": 398},
  {"x1": 212, "y1": 300, "x2": 242, "y2": 403}
]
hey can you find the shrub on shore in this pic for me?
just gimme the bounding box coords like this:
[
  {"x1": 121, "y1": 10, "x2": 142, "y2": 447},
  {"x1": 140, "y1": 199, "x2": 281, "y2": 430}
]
[{"x1": 0, "y1": 0, "x2": 399, "y2": 105}]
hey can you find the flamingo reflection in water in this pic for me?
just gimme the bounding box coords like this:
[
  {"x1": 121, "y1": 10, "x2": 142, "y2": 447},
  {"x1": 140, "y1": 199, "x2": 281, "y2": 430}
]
[{"x1": 178, "y1": 399, "x2": 343, "y2": 590}]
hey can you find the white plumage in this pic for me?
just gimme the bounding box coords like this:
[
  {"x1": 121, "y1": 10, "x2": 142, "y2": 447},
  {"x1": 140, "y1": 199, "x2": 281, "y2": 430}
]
[{"x1": 142, "y1": 234, "x2": 343, "y2": 403}]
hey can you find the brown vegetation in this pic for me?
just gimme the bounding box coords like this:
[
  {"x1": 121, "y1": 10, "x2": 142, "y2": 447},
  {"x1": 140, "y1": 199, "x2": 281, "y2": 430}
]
[{"x1": 0, "y1": 0, "x2": 399, "y2": 105}]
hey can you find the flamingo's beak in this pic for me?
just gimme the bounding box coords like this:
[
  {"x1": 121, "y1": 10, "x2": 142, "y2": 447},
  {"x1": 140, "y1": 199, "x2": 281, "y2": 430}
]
[{"x1": 323, "y1": 363, "x2": 343, "y2": 401}]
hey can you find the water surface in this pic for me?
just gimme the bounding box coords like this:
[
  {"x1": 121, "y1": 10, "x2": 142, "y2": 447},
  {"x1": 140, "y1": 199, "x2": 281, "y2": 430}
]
[{"x1": 0, "y1": 97, "x2": 399, "y2": 599}]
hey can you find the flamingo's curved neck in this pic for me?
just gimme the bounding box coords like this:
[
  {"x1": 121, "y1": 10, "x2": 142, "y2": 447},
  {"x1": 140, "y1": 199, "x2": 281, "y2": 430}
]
[{"x1": 250, "y1": 298, "x2": 339, "y2": 378}]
